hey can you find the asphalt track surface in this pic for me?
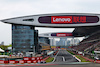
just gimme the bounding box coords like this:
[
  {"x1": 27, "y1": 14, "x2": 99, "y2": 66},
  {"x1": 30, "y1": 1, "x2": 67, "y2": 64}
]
[
  {"x1": 15, "y1": 63, "x2": 100, "y2": 67},
  {"x1": 53, "y1": 49, "x2": 78, "y2": 63}
]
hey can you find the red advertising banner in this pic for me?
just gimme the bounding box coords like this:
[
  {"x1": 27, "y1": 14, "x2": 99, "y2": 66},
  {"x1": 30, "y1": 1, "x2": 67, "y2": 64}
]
[
  {"x1": 57, "y1": 33, "x2": 72, "y2": 37},
  {"x1": 39, "y1": 15, "x2": 99, "y2": 24},
  {"x1": 19, "y1": 60, "x2": 24, "y2": 64},
  {"x1": 40, "y1": 56, "x2": 43, "y2": 60},
  {"x1": 9, "y1": 60, "x2": 15, "y2": 64},
  {"x1": 73, "y1": 16, "x2": 86, "y2": 23},
  {"x1": 27, "y1": 60, "x2": 32, "y2": 64},
  {"x1": 23, "y1": 57, "x2": 29, "y2": 60},
  {"x1": 36, "y1": 57, "x2": 40, "y2": 60},
  {"x1": 31, "y1": 57, "x2": 36, "y2": 60},
  {"x1": 0, "y1": 60, "x2": 4, "y2": 64},
  {"x1": 51, "y1": 16, "x2": 72, "y2": 24}
]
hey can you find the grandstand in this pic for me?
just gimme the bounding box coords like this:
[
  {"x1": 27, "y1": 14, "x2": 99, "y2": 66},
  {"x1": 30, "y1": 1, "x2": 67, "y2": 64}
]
[
  {"x1": 72, "y1": 28, "x2": 100, "y2": 59},
  {"x1": 2, "y1": 13, "x2": 100, "y2": 62},
  {"x1": 38, "y1": 43, "x2": 51, "y2": 54},
  {"x1": 72, "y1": 29, "x2": 100, "y2": 59}
]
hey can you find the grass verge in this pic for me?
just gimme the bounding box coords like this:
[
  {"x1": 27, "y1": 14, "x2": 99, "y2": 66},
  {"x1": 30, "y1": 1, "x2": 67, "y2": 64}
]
[
  {"x1": 66, "y1": 50, "x2": 90, "y2": 62},
  {"x1": 66, "y1": 50, "x2": 75, "y2": 55},
  {"x1": 75, "y1": 55, "x2": 90, "y2": 62},
  {"x1": 46, "y1": 57, "x2": 54, "y2": 63}
]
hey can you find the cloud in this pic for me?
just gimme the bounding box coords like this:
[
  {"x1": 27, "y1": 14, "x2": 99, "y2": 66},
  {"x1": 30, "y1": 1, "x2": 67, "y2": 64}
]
[
  {"x1": 0, "y1": 0, "x2": 81, "y2": 19},
  {"x1": 0, "y1": 0, "x2": 100, "y2": 44},
  {"x1": 0, "y1": 0, "x2": 100, "y2": 20}
]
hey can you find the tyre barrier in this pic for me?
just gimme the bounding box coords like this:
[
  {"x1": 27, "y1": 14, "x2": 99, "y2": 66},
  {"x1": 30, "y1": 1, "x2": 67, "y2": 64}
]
[{"x1": 0, "y1": 56, "x2": 45, "y2": 64}]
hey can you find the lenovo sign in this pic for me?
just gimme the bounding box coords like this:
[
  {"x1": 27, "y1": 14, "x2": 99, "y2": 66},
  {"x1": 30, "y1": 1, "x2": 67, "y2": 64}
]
[
  {"x1": 51, "y1": 33, "x2": 73, "y2": 37},
  {"x1": 38, "y1": 15, "x2": 99, "y2": 24},
  {"x1": 57, "y1": 33, "x2": 67, "y2": 37},
  {"x1": 51, "y1": 16, "x2": 72, "y2": 23},
  {"x1": 51, "y1": 16, "x2": 86, "y2": 24}
]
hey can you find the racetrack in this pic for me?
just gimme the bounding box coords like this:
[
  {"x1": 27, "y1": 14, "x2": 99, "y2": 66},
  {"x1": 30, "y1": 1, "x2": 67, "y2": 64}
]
[
  {"x1": 53, "y1": 49, "x2": 78, "y2": 63},
  {"x1": 1, "y1": 49, "x2": 100, "y2": 67}
]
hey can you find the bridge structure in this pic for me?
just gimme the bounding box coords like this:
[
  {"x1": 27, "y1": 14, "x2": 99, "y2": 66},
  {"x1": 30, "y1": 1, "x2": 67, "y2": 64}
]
[
  {"x1": 1, "y1": 13, "x2": 100, "y2": 54},
  {"x1": 39, "y1": 32, "x2": 75, "y2": 46}
]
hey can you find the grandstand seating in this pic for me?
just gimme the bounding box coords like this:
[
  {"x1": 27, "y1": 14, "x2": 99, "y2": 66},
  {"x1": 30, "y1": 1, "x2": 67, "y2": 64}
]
[{"x1": 72, "y1": 30, "x2": 100, "y2": 52}]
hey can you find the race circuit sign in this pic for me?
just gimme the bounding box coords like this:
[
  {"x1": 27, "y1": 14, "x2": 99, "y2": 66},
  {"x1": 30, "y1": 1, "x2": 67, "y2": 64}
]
[
  {"x1": 38, "y1": 16, "x2": 99, "y2": 24},
  {"x1": 1, "y1": 13, "x2": 100, "y2": 27},
  {"x1": 51, "y1": 16, "x2": 72, "y2": 23},
  {"x1": 51, "y1": 33, "x2": 73, "y2": 37}
]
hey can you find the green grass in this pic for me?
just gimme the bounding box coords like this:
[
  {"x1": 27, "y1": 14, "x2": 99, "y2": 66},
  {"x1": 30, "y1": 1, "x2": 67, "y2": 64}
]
[
  {"x1": 75, "y1": 55, "x2": 90, "y2": 62},
  {"x1": 66, "y1": 50, "x2": 75, "y2": 55},
  {"x1": 46, "y1": 57, "x2": 54, "y2": 63}
]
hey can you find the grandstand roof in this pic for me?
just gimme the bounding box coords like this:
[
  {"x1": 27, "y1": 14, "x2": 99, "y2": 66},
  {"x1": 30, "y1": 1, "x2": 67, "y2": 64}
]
[
  {"x1": 39, "y1": 43, "x2": 50, "y2": 46},
  {"x1": 39, "y1": 26, "x2": 100, "y2": 37},
  {"x1": 1, "y1": 13, "x2": 100, "y2": 37},
  {"x1": 73, "y1": 26, "x2": 100, "y2": 37}
]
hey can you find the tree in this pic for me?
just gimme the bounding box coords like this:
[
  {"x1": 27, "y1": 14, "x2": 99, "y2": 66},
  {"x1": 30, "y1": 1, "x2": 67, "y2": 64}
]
[
  {"x1": 8, "y1": 44, "x2": 12, "y2": 47},
  {"x1": 0, "y1": 45, "x2": 8, "y2": 50}
]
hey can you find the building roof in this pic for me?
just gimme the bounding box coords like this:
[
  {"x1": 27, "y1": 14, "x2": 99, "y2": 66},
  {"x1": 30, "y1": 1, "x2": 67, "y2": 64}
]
[
  {"x1": 1, "y1": 13, "x2": 100, "y2": 37},
  {"x1": 1, "y1": 13, "x2": 100, "y2": 28},
  {"x1": 73, "y1": 26, "x2": 100, "y2": 37},
  {"x1": 39, "y1": 43, "x2": 50, "y2": 46}
]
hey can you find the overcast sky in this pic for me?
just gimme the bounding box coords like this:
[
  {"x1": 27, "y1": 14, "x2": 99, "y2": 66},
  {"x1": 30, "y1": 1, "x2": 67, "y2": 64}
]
[{"x1": 0, "y1": 0, "x2": 100, "y2": 45}]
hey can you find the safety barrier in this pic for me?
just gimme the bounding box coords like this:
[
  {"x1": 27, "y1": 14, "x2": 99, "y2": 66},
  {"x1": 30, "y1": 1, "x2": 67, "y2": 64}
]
[
  {"x1": 95, "y1": 60, "x2": 100, "y2": 63},
  {"x1": 54, "y1": 51, "x2": 58, "y2": 55},
  {"x1": 0, "y1": 60, "x2": 5, "y2": 64},
  {"x1": 19, "y1": 60, "x2": 24, "y2": 64},
  {"x1": 42, "y1": 56, "x2": 50, "y2": 61},
  {"x1": 27, "y1": 60, "x2": 32, "y2": 64},
  {"x1": 33, "y1": 60, "x2": 38, "y2": 64},
  {"x1": 31, "y1": 57, "x2": 36, "y2": 60},
  {"x1": 79, "y1": 55, "x2": 100, "y2": 64},
  {"x1": 23, "y1": 57, "x2": 31, "y2": 60},
  {"x1": 0, "y1": 56, "x2": 45, "y2": 64},
  {"x1": 0, "y1": 60, "x2": 9, "y2": 64},
  {"x1": 9, "y1": 60, "x2": 15, "y2": 64}
]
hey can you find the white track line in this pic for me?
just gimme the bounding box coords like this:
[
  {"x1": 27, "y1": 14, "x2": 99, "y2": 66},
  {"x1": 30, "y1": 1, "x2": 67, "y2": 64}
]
[
  {"x1": 72, "y1": 55, "x2": 81, "y2": 62},
  {"x1": 62, "y1": 56, "x2": 65, "y2": 62},
  {"x1": 52, "y1": 50, "x2": 59, "y2": 62}
]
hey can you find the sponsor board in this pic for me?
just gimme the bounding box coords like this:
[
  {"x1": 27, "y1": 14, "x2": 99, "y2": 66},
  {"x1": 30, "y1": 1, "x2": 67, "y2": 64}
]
[{"x1": 39, "y1": 16, "x2": 99, "y2": 24}]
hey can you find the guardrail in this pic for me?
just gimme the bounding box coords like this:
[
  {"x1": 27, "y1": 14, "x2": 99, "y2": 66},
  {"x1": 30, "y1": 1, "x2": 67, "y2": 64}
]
[
  {"x1": 0, "y1": 56, "x2": 47, "y2": 64},
  {"x1": 53, "y1": 51, "x2": 58, "y2": 55}
]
